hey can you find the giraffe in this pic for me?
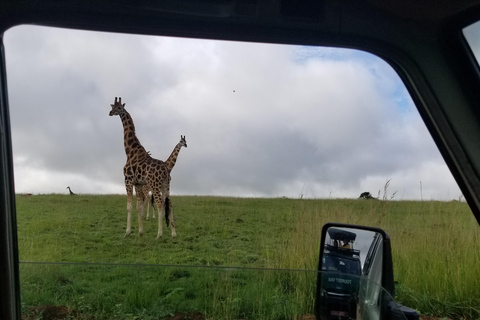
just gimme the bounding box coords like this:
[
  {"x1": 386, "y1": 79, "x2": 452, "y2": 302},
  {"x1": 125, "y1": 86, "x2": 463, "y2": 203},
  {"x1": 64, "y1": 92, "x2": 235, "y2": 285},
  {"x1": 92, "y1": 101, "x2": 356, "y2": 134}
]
[
  {"x1": 109, "y1": 97, "x2": 185, "y2": 239},
  {"x1": 165, "y1": 135, "x2": 187, "y2": 173},
  {"x1": 142, "y1": 137, "x2": 184, "y2": 219},
  {"x1": 66, "y1": 186, "x2": 76, "y2": 195},
  {"x1": 147, "y1": 135, "x2": 187, "y2": 220}
]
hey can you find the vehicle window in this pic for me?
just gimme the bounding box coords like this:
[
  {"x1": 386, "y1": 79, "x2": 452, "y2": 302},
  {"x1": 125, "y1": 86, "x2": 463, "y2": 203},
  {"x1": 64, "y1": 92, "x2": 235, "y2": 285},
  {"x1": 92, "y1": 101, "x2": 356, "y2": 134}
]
[
  {"x1": 318, "y1": 272, "x2": 403, "y2": 320},
  {"x1": 5, "y1": 25, "x2": 478, "y2": 320}
]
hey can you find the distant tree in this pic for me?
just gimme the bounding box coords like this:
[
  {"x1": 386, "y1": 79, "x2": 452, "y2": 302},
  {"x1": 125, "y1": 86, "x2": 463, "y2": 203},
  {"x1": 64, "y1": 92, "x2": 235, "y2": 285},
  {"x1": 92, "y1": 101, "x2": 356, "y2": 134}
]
[{"x1": 359, "y1": 192, "x2": 376, "y2": 199}]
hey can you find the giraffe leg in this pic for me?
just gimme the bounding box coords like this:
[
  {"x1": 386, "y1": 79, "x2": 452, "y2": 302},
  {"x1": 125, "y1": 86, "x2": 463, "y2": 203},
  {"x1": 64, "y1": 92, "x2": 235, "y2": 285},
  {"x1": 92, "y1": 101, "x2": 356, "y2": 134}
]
[
  {"x1": 143, "y1": 187, "x2": 151, "y2": 220},
  {"x1": 135, "y1": 185, "x2": 145, "y2": 236},
  {"x1": 148, "y1": 197, "x2": 152, "y2": 220},
  {"x1": 156, "y1": 201, "x2": 165, "y2": 240},
  {"x1": 152, "y1": 194, "x2": 156, "y2": 219},
  {"x1": 154, "y1": 192, "x2": 163, "y2": 240},
  {"x1": 144, "y1": 196, "x2": 150, "y2": 220},
  {"x1": 165, "y1": 196, "x2": 176, "y2": 238},
  {"x1": 125, "y1": 183, "x2": 133, "y2": 238}
]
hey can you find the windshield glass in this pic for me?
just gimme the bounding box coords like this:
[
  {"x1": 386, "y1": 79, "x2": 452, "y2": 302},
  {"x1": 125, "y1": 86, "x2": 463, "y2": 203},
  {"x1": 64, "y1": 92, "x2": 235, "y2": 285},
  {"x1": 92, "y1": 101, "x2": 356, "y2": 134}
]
[{"x1": 5, "y1": 25, "x2": 478, "y2": 320}]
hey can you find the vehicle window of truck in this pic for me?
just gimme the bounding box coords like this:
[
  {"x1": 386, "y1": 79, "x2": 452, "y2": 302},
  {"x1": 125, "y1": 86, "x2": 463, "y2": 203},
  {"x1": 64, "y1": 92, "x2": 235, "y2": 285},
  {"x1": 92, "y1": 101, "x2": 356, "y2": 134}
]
[{"x1": 5, "y1": 25, "x2": 478, "y2": 320}]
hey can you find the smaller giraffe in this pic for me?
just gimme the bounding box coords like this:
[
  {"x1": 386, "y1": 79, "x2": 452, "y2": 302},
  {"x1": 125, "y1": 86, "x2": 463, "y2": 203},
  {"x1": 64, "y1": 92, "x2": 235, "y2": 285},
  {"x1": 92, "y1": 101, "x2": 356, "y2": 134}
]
[
  {"x1": 144, "y1": 136, "x2": 187, "y2": 221},
  {"x1": 143, "y1": 135, "x2": 187, "y2": 222},
  {"x1": 152, "y1": 135, "x2": 187, "y2": 239},
  {"x1": 66, "y1": 186, "x2": 76, "y2": 195}
]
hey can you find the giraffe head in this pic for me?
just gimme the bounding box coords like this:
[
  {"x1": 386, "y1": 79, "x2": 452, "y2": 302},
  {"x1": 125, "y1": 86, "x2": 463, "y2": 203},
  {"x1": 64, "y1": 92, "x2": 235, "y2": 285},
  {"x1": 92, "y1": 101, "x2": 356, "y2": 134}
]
[
  {"x1": 109, "y1": 97, "x2": 126, "y2": 116},
  {"x1": 180, "y1": 135, "x2": 187, "y2": 148}
]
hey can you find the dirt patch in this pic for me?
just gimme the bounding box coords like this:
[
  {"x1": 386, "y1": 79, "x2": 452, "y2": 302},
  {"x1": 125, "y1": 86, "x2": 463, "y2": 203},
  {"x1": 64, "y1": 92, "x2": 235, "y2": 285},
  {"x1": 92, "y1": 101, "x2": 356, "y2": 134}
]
[
  {"x1": 420, "y1": 316, "x2": 452, "y2": 320},
  {"x1": 164, "y1": 312, "x2": 205, "y2": 320},
  {"x1": 23, "y1": 305, "x2": 91, "y2": 320},
  {"x1": 23, "y1": 306, "x2": 315, "y2": 320},
  {"x1": 22, "y1": 306, "x2": 205, "y2": 320}
]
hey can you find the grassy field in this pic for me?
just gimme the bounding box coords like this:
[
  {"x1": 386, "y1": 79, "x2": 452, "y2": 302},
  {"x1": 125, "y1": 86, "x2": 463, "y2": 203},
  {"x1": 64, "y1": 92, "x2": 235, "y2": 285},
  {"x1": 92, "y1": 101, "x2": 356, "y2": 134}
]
[{"x1": 15, "y1": 194, "x2": 480, "y2": 319}]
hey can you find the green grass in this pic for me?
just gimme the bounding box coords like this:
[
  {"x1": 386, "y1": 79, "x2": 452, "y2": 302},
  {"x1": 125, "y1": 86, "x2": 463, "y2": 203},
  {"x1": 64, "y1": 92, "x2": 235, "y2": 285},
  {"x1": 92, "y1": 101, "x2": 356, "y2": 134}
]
[{"x1": 15, "y1": 195, "x2": 480, "y2": 319}]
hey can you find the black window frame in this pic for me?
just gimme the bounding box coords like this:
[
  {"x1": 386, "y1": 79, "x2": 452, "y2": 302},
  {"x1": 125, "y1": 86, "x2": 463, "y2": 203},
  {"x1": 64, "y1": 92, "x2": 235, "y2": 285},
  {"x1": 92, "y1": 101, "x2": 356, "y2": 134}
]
[{"x1": 2, "y1": 2, "x2": 480, "y2": 319}]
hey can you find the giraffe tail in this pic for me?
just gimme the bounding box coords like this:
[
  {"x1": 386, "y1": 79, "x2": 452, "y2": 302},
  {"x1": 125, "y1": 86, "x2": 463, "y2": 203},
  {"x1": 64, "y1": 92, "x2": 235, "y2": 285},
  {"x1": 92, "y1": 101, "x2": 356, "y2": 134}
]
[{"x1": 165, "y1": 197, "x2": 170, "y2": 227}]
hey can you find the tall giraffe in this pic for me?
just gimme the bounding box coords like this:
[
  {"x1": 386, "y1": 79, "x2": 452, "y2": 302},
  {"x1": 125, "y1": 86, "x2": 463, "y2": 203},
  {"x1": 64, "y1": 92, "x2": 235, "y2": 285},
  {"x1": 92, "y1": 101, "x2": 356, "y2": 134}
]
[{"x1": 109, "y1": 97, "x2": 184, "y2": 238}]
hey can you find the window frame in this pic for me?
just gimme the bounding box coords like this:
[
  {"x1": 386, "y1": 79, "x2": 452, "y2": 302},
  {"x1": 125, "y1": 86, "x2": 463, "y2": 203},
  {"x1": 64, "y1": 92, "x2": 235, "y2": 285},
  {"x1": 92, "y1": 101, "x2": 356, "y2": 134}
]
[{"x1": 2, "y1": 2, "x2": 480, "y2": 319}]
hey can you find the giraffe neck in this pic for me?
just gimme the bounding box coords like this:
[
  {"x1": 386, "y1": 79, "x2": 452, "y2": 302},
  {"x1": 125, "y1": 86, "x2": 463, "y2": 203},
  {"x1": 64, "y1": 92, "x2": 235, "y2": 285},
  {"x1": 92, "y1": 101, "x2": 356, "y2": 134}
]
[
  {"x1": 165, "y1": 143, "x2": 183, "y2": 172},
  {"x1": 119, "y1": 110, "x2": 148, "y2": 159}
]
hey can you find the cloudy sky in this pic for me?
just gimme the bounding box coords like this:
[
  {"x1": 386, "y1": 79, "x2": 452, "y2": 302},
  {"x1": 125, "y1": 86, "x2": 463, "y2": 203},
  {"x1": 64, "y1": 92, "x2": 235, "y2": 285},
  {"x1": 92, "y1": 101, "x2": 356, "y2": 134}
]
[{"x1": 3, "y1": 24, "x2": 469, "y2": 200}]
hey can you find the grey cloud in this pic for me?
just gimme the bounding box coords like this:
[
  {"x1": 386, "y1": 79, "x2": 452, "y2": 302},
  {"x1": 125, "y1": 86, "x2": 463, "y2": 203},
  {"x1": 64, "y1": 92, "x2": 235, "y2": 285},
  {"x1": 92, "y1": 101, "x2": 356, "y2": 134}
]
[{"x1": 4, "y1": 25, "x2": 462, "y2": 200}]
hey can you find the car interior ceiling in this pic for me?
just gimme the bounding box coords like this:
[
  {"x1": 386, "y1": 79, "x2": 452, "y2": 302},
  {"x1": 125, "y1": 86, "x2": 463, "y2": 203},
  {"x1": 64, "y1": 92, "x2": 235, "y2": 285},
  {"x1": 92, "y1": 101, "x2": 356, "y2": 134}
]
[{"x1": 2, "y1": 0, "x2": 480, "y2": 319}]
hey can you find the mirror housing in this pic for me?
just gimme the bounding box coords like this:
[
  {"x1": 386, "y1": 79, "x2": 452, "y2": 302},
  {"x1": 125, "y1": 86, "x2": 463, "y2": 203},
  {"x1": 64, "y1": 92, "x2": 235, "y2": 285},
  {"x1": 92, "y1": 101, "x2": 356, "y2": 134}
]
[
  {"x1": 316, "y1": 223, "x2": 395, "y2": 294},
  {"x1": 315, "y1": 223, "x2": 418, "y2": 320}
]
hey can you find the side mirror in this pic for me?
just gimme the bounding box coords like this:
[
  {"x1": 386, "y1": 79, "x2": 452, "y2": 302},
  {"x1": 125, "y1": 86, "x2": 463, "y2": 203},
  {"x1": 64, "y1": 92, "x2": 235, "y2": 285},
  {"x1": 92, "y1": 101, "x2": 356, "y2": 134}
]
[{"x1": 315, "y1": 223, "x2": 418, "y2": 320}]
